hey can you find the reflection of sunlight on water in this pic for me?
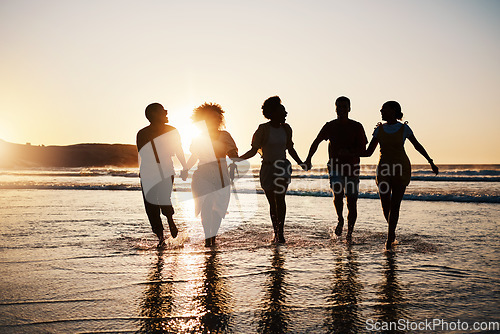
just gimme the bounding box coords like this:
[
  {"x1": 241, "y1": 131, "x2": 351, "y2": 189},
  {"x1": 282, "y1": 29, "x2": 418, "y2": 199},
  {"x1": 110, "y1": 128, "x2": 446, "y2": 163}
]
[
  {"x1": 172, "y1": 193, "x2": 205, "y2": 242},
  {"x1": 177, "y1": 251, "x2": 204, "y2": 331}
]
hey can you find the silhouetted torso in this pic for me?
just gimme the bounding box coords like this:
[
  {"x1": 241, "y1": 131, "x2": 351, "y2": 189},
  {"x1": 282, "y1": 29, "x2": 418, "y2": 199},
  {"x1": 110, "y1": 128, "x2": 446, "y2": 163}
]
[
  {"x1": 136, "y1": 124, "x2": 177, "y2": 152},
  {"x1": 317, "y1": 119, "x2": 367, "y2": 176}
]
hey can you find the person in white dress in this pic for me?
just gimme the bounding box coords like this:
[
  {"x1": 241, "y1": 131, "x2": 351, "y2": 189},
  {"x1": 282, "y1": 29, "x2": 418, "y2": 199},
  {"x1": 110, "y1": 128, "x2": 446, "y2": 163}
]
[{"x1": 182, "y1": 103, "x2": 239, "y2": 247}]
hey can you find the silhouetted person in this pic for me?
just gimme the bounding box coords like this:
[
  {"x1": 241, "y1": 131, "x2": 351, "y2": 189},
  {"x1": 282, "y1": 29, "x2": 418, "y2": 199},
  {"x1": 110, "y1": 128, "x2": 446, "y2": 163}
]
[
  {"x1": 239, "y1": 96, "x2": 304, "y2": 243},
  {"x1": 137, "y1": 103, "x2": 187, "y2": 247},
  {"x1": 363, "y1": 101, "x2": 438, "y2": 251},
  {"x1": 182, "y1": 103, "x2": 238, "y2": 247},
  {"x1": 305, "y1": 96, "x2": 367, "y2": 241}
]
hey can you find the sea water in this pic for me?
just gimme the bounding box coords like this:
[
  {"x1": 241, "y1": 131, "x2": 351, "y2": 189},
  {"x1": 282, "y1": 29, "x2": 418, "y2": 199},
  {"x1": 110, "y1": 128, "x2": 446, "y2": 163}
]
[{"x1": 0, "y1": 165, "x2": 499, "y2": 333}]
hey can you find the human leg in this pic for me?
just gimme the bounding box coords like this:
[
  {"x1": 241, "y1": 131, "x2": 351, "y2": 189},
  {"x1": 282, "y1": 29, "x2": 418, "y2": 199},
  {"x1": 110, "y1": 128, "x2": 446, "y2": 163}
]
[
  {"x1": 345, "y1": 195, "x2": 358, "y2": 241},
  {"x1": 274, "y1": 178, "x2": 288, "y2": 243},
  {"x1": 386, "y1": 185, "x2": 406, "y2": 250},
  {"x1": 345, "y1": 176, "x2": 360, "y2": 240},
  {"x1": 329, "y1": 171, "x2": 346, "y2": 236},
  {"x1": 160, "y1": 205, "x2": 178, "y2": 238},
  {"x1": 143, "y1": 193, "x2": 165, "y2": 245},
  {"x1": 264, "y1": 189, "x2": 279, "y2": 242},
  {"x1": 201, "y1": 197, "x2": 215, "y2": 247},
  {"x1": 377, "y1": 181, "x2": 392, "y2": 223}
]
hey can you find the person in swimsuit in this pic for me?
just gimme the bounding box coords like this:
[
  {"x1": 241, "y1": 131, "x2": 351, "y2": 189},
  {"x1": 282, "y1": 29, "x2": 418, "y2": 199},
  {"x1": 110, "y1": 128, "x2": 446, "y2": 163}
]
[
  {"x1": 363, "y1": 101, "x2": 439, "y2": 251},
  {"x1": 239, "y1": 96, "x2": 305, "y2": 243}
]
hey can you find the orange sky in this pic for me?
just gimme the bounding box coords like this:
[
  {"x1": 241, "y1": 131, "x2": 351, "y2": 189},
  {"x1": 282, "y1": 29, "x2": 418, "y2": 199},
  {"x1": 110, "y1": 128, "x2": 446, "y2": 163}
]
[{"x1": 1, "y1": 0, "x2": 499, "y2": 164}]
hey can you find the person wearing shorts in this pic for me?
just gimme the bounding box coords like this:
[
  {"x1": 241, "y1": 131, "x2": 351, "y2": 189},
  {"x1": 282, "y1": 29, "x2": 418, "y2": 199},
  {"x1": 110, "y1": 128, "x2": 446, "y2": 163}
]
[
  {"x1": 239, "y1": 96, "x2": 304, "y2": 243},
  {"x1": 305, "y1": 96, "x2": 367, "y2": 241}
]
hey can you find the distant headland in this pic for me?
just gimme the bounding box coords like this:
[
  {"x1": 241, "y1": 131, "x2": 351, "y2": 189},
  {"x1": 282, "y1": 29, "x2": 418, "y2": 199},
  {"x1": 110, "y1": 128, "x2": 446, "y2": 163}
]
[{"x1": 0, "y1": 139, "x2": 138, "y2": 168}]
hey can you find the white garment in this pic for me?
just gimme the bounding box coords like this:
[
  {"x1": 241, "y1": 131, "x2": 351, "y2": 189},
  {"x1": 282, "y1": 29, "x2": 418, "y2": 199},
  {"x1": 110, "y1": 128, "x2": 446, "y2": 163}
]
[{"x1": 190, "y1": 130, "x2": 238, "y2": 239}]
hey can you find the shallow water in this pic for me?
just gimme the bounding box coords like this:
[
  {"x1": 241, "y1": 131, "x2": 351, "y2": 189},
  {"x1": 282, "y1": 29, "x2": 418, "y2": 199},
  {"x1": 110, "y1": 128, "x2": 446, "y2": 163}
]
[{"x1": 0, "y1": 189, "x2": 499, "y2": 333}]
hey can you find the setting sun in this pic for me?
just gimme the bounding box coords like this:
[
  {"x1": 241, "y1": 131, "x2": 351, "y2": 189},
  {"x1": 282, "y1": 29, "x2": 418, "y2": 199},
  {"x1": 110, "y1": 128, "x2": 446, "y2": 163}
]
[{"x1": 167, "y1": 107, "x2": 201, "y2": 153}]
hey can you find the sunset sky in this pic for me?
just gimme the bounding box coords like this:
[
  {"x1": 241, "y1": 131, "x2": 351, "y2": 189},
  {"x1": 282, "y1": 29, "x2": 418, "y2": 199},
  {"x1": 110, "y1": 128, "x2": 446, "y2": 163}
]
[{"x1": 1, "y1": 0, "x2": 499, "y2": 164}]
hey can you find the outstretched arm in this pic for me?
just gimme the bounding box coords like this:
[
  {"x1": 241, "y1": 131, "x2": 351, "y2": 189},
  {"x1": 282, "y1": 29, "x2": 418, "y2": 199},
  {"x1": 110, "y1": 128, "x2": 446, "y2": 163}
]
[
  {"x1": 175, "y1": 146, "x2": 187, "y2": 170},
  {"x1": 362, "y1": 137, "x2": 379, "y2": 157},
  {"x1": 288, "y1": 147, "x2": 304, "y2": 166},
  {"x1": 304, "y1": 137, "x2": 322, "y2": 170},
  {"x1": 408, "y1": 135, "x2": 439, "y2": 174},
  {"x1": 181, "y1": 153, "x2": 198, "y2": 180},
  {"x1": 239, "y1": 147, "x2": 259, "y2": 160}
]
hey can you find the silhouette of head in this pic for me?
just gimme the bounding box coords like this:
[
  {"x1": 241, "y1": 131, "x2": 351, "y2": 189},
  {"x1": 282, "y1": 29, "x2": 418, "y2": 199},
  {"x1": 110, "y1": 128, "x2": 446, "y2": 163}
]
[
  {"x1": 192, "y1": 102, "x2": 226, "y2": 131},
  {"x1": 262, "y1": 96, "x2": 287, "y2": 123},
  {"x1": 335, "y1": 96, "x2": 351, "y2": 118},
  {"x1": 381, "y1": 101, "x2": 403, "y2": 121},
  {"x1": 145, "y1": 103, "x2": 168, "y2": 124}
]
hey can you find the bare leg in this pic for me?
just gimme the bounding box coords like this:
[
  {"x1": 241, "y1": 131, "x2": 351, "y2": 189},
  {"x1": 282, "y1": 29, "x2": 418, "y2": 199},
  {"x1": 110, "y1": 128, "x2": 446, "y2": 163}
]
[
  {"x1": 333, "y1": 187, "x2": 345, "y2": 236},
  {"x1": 346, "y1": 194, "x2": 358, "y2": 241},
  {"x1": 378, "y1": 182, "x2": 392, "y2": 223},
  {"x1": 264, "y1": 190, "x2": 279, "y2": 242},
  {"x1": 275, "y1": 192, "x2": 287, "y2": 243},
  {"x1": 386, "y1": 185, "x2": 406, "y2": 250},
  {"x1": 165, "y1": 214, "x2": 178, "y2": 239},
  {"x1": 275, "y1": 178, "x2": 288, "y2": 243},
  {"x1": 201, "y1": 197, "x2": 215, "y2": 247}
]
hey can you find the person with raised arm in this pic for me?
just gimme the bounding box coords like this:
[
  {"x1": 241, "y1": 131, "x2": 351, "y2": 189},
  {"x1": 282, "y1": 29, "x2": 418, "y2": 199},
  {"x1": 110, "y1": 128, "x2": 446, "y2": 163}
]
[
  {"x1": 363, "y1": 101, "x2": 439, "y2": 251},
  {"x1": 239, "y1": 96, "x2": 305, "y2": 243}
]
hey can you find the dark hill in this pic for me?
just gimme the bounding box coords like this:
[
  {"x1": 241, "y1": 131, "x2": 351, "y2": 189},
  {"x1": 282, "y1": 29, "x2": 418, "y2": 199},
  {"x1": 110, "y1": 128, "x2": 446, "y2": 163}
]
[{"x1": 0, "y1": 140, "x2": 138, "y2": 168}]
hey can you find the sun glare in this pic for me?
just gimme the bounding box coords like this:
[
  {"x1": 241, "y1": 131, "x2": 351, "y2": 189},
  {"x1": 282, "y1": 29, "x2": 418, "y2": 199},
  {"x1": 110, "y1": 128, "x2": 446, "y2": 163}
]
[
  {"x1": 168, "y1": 107, "x2": 201, "y2": 152},
  {"x1": 176, "y1": 122, "x2": 201, "y2": 152}
]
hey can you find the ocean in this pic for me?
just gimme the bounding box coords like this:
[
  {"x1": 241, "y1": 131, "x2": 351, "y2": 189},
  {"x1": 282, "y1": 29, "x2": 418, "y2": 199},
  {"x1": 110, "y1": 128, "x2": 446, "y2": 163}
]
[{"x1": 0, "y1": 165, "x2": 499, "y2": 333}]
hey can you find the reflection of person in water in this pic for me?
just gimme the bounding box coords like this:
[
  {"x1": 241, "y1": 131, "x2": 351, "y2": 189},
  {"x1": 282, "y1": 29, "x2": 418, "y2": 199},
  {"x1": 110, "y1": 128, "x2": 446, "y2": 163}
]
[
  {"x1": 182, "y1": 103, "x2": 239, "y2": 247},
  {"x1": 137, "y1": 103, "x2": 187, "y2": 247},
  {"x1": 193, "y1": 249, "x2": 232, "y2": 333},
  {"x1": 325, "y1": 246, "x2": 363, "y2": 333},
  {"x1": 239, "y1": 96, "x2": 304, "y2": 243},
  {"x1": 257, "y1": 246, "x2": 290, "y2": 334},
  {"x1": 363, "y1": 101, "x2": 439, "y2": 250},
  {"x1": 138, "y1": 249, "x2": 178, "y2": 333},
  {"x1": 375, "y1": 254, "x2": 407, "y2": 332}
]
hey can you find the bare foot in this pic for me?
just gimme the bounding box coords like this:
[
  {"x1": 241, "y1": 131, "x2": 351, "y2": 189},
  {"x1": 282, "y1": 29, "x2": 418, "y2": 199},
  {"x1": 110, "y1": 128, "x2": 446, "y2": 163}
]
[
  {"x1": 334, "y1": 223, "x2": 343, "y2": 237},
  {"x1": 169, "y1": 222, "x2": 178, "y2": 239},
  {"x1": 346, "y1": 230, "x2": 353, "y2": 243},
  {"x1": 157, "y1": 235, "x2": 166, "y2": 248}
]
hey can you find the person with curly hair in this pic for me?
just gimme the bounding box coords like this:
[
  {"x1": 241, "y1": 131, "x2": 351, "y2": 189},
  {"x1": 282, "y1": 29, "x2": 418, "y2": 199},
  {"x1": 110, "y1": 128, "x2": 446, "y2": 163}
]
[
  {"x1": 239, "y1": 96, "x2": 305, "y2": 243},
  {"x1": 182, "y1": 103, "x2": 239, "y2": 247},
  {"x1": 363, "y1": 101, "x2": 439, "y2": 251}
]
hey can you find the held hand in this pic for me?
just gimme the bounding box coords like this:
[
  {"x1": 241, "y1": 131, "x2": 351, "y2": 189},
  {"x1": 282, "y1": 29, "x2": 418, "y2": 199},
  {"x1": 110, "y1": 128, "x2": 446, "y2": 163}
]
[
  {"x1": 304, "y1": 159, "x2": 312, "y2": 171},
  {"x1": 430, "y1": 161, "x2": 439, "y2": 175}
]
